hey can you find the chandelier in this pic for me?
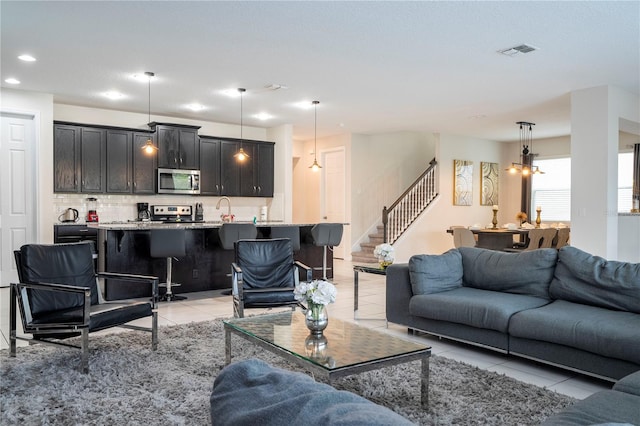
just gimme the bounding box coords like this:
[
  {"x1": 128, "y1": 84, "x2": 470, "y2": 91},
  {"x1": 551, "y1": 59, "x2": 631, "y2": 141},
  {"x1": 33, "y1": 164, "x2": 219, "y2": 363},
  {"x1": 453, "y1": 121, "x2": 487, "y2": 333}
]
[{"x1": 506, "y1": 121, "x2": 543, "y2": 175}]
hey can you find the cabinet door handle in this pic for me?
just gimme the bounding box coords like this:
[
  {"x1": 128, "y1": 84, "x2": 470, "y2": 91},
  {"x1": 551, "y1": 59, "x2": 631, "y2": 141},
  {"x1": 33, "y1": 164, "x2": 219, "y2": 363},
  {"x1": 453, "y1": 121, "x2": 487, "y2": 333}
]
[
  {"x1": 127, "y1": 181, "x2": 130, "y2": 188},
  {"x1": 215, "y1": 184, "x2": 219, "y2": 192},
  {"x1": 134, "y1": 182, "x2": 137, "y2": 188}
]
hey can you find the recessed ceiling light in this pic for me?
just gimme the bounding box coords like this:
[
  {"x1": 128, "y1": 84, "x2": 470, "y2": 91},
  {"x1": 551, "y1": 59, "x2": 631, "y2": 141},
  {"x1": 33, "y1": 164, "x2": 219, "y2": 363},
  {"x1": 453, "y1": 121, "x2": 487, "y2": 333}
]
[
  {"x1": 293, "y1": 101, "x2": 316, "y2": 110},
  {"x1": 103, "y1": 91, "x2": 125, "y2": 100},
  {"x1": 253, "y1": 112, "x2": 273, "y2": 121},
  {"x1": 185, "y1": 103, "x2": 206, "y2": 112},
  {"x1": 18, "y1": 54, "x2": 36, "y2": 62},
  {"x1": 132, "y1": 73, "x2": 156, "y2": 82},
  {"x1": 220, "y1": 88, "x2": 244, "y2": 98},
  {"x1": 5, "y1": 78, "x2": 20, "y2": 85}
]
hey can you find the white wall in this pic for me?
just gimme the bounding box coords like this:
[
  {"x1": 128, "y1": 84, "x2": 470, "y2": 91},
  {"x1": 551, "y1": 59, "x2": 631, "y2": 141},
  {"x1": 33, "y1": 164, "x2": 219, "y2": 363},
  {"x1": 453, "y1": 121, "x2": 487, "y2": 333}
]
[
  {"x1": 571, "y1": 86, "x2": 640, "y2": 258},
  {"x1": 351, "y1": 131, "x2": 436, "y2": 246},
  {"x1": 393, "y1": 133, "x2": 503, "y2": 262}
]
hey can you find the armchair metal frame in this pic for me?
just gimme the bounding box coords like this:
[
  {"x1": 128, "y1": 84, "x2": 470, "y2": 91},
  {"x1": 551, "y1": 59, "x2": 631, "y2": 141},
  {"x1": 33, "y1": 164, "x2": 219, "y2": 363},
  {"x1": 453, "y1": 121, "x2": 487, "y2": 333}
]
[
  {"x1": 10, "y1": 244, "x2": 159, "y2": 373},
  {"x1": 232, "y1": 238, "x2": 312, "y2": 318}
]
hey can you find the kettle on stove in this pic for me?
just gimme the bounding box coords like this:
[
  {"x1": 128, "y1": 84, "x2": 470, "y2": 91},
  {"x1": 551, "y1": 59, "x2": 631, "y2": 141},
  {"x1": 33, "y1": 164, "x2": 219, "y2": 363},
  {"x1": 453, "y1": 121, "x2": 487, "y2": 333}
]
[{"x1": 58, "y1": 208, "x2": 79, "y2": 223}]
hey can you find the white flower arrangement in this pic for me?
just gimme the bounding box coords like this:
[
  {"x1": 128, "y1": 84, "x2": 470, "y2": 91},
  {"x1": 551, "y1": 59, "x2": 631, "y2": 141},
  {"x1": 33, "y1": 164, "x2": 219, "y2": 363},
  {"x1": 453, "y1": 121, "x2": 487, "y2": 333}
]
[
  {"x1": 294, "y1": 279, "x2": 337, "y2": 307},
  {"x1": 373, "y1": 243, "x2": 395, "y2": 262}
]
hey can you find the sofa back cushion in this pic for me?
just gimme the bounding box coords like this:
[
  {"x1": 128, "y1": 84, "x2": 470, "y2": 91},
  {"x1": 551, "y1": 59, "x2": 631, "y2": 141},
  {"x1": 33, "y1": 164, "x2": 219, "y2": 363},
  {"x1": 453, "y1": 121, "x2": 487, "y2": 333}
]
[
  {"x1": 458, "y1": 247, "x2": 557, "y2": 299},
  {"x1": 549, "y1": 246, "x2": 640, "y2": 313},
  {"x1": 409, "y1": 249, "x2": 463, "y2": 295}
]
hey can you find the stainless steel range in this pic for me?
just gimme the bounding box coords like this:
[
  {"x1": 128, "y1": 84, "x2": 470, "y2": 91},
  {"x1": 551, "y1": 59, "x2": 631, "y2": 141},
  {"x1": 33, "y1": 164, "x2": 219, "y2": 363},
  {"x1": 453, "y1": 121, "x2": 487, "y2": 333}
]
[{"x1": 151, "y1": 205, "x2": 193, "y2": 223}]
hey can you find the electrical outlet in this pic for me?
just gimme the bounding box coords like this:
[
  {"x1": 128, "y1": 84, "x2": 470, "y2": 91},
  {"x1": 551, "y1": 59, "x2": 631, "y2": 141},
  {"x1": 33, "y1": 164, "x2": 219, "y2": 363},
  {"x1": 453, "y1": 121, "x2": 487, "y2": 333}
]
[{"x1": 192, "y1": 269, "x2": 199, "y2": 279}]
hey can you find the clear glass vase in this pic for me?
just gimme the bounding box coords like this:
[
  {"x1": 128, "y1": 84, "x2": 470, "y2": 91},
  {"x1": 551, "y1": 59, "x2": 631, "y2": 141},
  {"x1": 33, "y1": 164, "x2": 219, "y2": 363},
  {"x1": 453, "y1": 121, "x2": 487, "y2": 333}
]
[{"x1": 305, "y1": 302, "x2": 328, "y2": 336}]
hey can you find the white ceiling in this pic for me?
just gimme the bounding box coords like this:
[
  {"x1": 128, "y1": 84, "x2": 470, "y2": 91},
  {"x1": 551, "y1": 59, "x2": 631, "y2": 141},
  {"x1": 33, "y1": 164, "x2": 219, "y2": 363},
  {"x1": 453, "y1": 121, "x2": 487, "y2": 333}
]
[{"x1": 1, "y1": 1, "x2": 638, "y2": 142}]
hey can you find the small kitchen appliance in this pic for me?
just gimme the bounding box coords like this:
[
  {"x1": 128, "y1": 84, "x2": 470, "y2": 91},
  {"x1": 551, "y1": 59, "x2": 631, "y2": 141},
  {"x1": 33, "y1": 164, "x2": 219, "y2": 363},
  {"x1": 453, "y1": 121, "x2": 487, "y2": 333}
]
[
  {"x1": 194, "y1": 203, "x2": 204, "y2": 222},
  {"x1": 86, "y1": 197, "x2": 99, "y2": 222},
  {"x1": 58, "y1": 208, "x2": 79, "y2": 223},
  {"x1": 151, "y1": 205, "x2": 193, "y2": 223},
  {"x1": 137, "y1": 202, "x2": 151, "y2": 221}
]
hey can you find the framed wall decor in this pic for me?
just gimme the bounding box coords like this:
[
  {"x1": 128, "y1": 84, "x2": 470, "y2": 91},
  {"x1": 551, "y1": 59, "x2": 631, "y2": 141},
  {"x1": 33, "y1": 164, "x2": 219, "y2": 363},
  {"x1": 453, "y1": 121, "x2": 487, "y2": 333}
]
[
  {"x1": 480, "y1": 161, "x2": 499, "y2": 206},
  {"x1": 453, "y1": 160, "x2": 473, "y2": 206}
]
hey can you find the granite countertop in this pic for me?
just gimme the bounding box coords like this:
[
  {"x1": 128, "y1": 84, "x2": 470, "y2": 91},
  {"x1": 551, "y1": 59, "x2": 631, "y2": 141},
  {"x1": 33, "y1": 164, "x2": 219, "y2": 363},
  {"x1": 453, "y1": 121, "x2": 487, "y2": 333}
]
[{"x1": 86, "y1": 221, "x2": 327, "y2": 230}]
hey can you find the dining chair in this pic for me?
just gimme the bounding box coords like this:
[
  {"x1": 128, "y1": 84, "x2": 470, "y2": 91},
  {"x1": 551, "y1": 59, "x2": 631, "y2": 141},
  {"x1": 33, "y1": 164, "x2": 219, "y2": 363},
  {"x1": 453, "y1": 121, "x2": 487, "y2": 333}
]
[
  {"x1": 505, "y1": 228, "x2": 556, "y2": 252},
  {"x1": 554, "y1": 228, "x2": 570, "y2": 249},
  {"x1": 452, "y1": 228, "x2": 476, "y2": 248}
]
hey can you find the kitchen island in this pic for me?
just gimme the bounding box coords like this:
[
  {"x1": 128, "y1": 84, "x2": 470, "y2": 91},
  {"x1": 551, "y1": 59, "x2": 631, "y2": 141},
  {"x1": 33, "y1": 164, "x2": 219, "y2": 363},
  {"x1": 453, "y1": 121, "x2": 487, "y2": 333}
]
[{"x1": 92, "y1": 222, "x2": 334, "y2": 300}]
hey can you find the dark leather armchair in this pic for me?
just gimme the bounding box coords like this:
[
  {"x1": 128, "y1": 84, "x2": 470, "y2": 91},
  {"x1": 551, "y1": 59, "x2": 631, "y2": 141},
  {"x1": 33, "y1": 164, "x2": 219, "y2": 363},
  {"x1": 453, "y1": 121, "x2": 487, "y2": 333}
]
[
  {"x1": 232, "y1": 238, "x2": 312, "y2": 318},
  {"x1": 10, "y1": 242, "x2": 159, "y2": 373}
]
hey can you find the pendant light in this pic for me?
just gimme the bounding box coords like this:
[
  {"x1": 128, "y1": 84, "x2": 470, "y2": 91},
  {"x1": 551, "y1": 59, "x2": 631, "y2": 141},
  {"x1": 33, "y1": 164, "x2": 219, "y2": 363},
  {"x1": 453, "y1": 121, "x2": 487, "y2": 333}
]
[
  {"x1": 309, "y1": 100, "x2": 322, "y2": 171},
  {"x1": 506, "y1": 121, "x2": 543, "y2": 175},
  {"x1": 141, "y1": 71, "x2": 158, "y2": 155},
  {"x1": 234, "y1": 88, "x2": 249, "y2": 162}
]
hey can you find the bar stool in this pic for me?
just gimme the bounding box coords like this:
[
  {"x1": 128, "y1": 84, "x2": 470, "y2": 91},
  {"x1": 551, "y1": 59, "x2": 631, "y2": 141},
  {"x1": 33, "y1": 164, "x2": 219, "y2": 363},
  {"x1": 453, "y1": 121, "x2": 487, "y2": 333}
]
[
  {"x1": 150, "y1": 228, "x2": 186, "y2": 301},
  {"x1": 218, "y1": 223, "x2": 258, "y2": 295},
  {"x1": 218, "y1": 223, "x2": 258, "y2": 250},
  {"x1": 310, "y1": 223, "x2": 343, "y2": 280},
  {"x1": 270, "y1": 226, "x2": 300, "y2": 252}
]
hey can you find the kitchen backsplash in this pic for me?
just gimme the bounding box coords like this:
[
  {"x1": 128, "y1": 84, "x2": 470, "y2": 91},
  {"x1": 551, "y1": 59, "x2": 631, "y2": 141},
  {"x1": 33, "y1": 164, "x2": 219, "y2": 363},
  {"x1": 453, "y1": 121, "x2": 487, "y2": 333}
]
[{"x1": 53, "y1": 193, "x2": 273, "y2": 223}]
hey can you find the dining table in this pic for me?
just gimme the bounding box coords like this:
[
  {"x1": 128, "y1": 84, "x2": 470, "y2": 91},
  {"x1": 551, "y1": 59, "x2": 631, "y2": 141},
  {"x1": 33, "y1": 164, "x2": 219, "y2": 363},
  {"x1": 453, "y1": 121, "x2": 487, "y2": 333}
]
[{"x1": 447, "y1": 227, "x2": 530, "y2": 250}]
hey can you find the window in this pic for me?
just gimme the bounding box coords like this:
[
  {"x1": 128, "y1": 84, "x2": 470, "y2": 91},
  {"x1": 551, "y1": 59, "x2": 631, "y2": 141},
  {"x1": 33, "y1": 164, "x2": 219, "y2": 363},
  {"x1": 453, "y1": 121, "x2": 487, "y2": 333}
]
[
  {"x1": 618, "y1": 152, "x2": 633, "y2": 212},
  {"x1": 531, "y1": 153, "x2": 634, "y2": 220},
  {"x1": 531, "y1": 158, "x2": 571, "y2": 221}
]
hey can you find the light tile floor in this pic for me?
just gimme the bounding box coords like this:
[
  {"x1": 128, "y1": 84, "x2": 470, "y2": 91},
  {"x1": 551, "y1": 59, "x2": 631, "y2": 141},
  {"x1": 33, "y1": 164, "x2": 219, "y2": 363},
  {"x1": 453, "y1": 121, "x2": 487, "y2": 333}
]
[{"x1": 0, "y1": 259, "x2": 611, "y2": 400}]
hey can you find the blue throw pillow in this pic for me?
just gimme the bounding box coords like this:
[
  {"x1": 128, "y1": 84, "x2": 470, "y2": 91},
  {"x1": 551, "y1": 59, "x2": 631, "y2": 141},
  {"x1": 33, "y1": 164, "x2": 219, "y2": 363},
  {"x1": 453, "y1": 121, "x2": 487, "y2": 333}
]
[
  {"x1": 409, "y1": 249, "x2": 463, "y2": 295},
  {"x1": 550, "y1": 246, "x2": 640, "y2": 313},
  {"x1": 458, "y1": 247, "x2": 557, "y2": 299}
]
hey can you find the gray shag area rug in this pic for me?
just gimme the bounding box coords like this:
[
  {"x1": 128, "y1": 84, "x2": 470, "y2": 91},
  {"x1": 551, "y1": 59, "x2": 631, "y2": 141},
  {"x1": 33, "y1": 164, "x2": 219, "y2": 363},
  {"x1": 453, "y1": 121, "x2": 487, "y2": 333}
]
[{"x1": 1, "y1": 319, "x2": 577, "y2": 425}]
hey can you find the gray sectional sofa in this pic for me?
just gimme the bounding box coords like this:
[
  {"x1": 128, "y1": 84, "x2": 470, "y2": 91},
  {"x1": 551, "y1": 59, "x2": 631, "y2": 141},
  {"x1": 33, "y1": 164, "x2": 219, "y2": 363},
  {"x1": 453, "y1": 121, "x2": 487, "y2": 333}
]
[{"x1": 386, "y1": 246, "x2": 640, "y2": 381}]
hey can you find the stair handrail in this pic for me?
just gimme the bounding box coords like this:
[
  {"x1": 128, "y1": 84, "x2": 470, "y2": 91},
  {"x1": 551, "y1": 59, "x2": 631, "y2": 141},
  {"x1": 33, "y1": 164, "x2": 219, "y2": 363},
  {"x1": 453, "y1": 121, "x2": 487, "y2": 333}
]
[{"x1": 382, "y1": 158, "x2": 438, "y2": 243}]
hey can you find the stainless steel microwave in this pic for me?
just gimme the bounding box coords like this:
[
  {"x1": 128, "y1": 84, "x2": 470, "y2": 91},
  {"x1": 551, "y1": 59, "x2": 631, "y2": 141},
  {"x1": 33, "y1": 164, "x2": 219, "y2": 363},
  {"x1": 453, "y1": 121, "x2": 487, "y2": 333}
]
[{"x1": 157, "y1": 168, "x2": 201, "y2": 195}]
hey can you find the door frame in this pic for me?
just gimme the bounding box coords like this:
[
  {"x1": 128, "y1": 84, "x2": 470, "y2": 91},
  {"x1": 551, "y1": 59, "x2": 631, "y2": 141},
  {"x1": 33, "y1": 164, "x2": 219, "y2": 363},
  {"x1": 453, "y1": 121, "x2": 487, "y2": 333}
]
[{"x1": 0, "y1": 109, "x2": 40, "y2": 285}]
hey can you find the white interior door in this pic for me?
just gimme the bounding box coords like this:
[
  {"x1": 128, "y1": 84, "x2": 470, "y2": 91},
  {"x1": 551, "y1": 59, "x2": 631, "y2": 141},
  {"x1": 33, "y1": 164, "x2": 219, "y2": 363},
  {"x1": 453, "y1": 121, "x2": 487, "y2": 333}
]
[
  {"x1": 1, "y1": 113, "x2": 37, "y2": 286},
  {"x1": 321, "y1": 149, "x2": 346, "y2": 259}
]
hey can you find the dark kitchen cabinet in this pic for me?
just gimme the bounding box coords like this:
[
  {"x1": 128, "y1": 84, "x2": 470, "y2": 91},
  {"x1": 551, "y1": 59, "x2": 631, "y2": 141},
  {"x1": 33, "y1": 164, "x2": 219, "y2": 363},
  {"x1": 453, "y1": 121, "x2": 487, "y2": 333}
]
[
  {"x1": 240, "y1": 141, "x2": 274, "y2": 197},
  {"x1": 106, "y1": 129, "x2": 132, "y2": 193},
  {"x1": 54, "y1": 124, "x2": 81, "y2": 192},
  {"x1": 132, "y1": 132, "x2": 157, "y2": 193},
  {"x1": 199, "y1": 137, "x2": 221, "y2": 195},
  {"x1": 219, "y1": 140, "x2": 241, "y2": 196},
  {"x1": 152, "y1": 122, "x2": 200, "y2": 169},
  {"x1": 54, "y1": 124, "x2": 105, "y2": 193}
]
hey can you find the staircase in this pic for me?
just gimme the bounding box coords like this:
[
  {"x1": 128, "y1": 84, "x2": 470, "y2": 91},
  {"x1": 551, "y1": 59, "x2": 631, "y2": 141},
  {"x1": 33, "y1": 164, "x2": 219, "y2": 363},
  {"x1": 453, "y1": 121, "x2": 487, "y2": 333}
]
[
  {"x1": 351, "y1": 158, "x2": 439, "y2": 262},
  {"x1": 351, "y1": 225, "x2": 385, "y2": 263}
]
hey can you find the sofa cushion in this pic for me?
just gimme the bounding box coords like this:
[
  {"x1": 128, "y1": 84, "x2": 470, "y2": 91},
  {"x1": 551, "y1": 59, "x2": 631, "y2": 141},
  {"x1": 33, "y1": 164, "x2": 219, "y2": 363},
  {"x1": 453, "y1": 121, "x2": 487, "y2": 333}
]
[
  {"x1": 508, "y1": 300, "x2": 640, "y2": 364},
  {"x1": 409, "y1": 287, "x2": 550, "y2": 333},
  {"x1": 614, "y1": 370, "x2": 640, "y2": 397},
  {"x1": 409, "y1": 249, "x2": 463, "y2": 295},
  {"x1": 541, "y1": 389, "x2": 640, "y2": 426},
  {"x1": 458, "y1": 247, "x2": 557, "y2": 299},
  {"x1": 210, "y1": 359, "x2": 414, "y2": 426},
  {"x1": 550, "y1": 246, "x2": 640, "y2": 313}
]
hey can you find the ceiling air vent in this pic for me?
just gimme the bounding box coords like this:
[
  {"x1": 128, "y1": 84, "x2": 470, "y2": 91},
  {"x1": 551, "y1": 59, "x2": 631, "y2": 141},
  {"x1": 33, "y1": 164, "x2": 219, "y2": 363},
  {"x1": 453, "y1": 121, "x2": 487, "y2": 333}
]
[{"x1": 499, "y1": 44, "x2": 538, "y2": 57}]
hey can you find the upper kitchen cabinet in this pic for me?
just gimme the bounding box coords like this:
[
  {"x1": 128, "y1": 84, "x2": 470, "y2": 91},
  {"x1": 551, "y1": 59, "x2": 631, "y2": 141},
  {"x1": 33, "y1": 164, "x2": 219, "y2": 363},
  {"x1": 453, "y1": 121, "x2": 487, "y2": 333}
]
[
  {"x1": 199, "y1": 137, "x2": 221, "y2": 196},
  {"x1": 219, "y1": 140, "x2": 241, "y2": 196},
  {"x1": 151, "y1": 122, "x2": 200, "y2": 169},
  {"x1": 239, "y1": 141, "x2": 274, "y2": 197},
  {"x1": 54, "y1": 124, "x2": 81, "y2": 192},
  {"x1": 132, "y1": 132, "x2": 157, "y2": 194},
  {"x1": 105, "y1": 129, "x2": 132, "y2": 193},
  {"x1": 54, "y1": 123, "x2": 106, "y2": 193}
]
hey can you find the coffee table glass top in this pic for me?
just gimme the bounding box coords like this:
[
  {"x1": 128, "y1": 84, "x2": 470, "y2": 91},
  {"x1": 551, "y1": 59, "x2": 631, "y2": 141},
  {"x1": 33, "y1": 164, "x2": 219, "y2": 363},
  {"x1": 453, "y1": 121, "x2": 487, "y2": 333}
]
[{"x1": 224, "y1": 311, "x2": 430, "y2": 370}]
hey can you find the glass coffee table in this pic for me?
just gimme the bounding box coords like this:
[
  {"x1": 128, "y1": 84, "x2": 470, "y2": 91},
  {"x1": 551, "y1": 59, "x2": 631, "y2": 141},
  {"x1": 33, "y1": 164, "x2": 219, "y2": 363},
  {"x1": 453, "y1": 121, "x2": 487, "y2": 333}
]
[{"x1": 224, "y1": 311, "x2": 431, "y2": 408}]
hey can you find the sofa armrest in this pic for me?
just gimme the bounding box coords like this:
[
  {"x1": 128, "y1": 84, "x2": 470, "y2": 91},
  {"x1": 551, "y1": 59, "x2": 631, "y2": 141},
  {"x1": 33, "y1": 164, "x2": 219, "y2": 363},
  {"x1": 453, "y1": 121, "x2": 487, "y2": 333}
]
[{"x1": 386, "y1": 263, "x2": 414, "y2": 326}]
